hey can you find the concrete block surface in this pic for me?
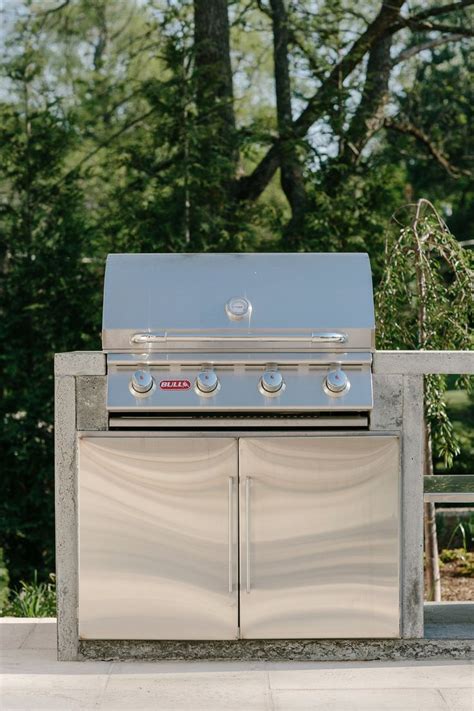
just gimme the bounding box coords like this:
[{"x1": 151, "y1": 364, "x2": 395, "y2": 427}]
[
  {"x1": 55, "y1": 352, "x2": 106, "y2": 377},
  {"x1": 76, "y1": 376, "x2": 107, "y2": 431}
]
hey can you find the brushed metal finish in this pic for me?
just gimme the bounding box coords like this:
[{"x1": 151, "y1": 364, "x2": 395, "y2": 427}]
[
  {"x1": 107, "y1": 415, "x2": 369, "y2": 428},
  {"x1": 260, "y1": 369, "x2": 284, "y2": 394},
  {"x1": 130, "y1": 332, "x2": 348, "y2": 345},
  {"x1": 102, "y1": 253, "x2": 375, "y2": 351},
  {"x1": 130, "y1": 370, "x2": 154, "y2": 394},
  {"x1": 239, "y1": 436, "x2": 400, "y2": 639},
  {"x1": 311, "y1": 332, "x2": 347, "y2": 343},
  {"x1": 228, "y1": 477, "x2": 234, "y2": 593},
  {"x1": 225, "y1": 296, "x2": 252, "y2": 321},
  {"x1": 195, "y1": 369, "x2": 219, "y2": 394},
  {"x1": 325, "y1": 368, "x2": 349, "y2": 394},
  {"x1": 107, "y1": 351, "x2": 373, "y2": 366},
  {"x1": 245, "y1": 477, "x2": 251, "y2": 594},
  {"x1": 78, "y1": 437, "x2": 238, "y2": 640},
  {"x1": 107, "y1": 364, "x2": 373, "y2": 412}
]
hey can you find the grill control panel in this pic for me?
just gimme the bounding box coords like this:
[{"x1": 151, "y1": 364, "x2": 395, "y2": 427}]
[{"x1": 118, "y1": 363, "x2": 370, "y2": 411}]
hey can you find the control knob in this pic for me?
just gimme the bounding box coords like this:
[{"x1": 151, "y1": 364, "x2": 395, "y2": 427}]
[
  {"x1": 131, "y1": 370, "x2": 154, "y2": 394},
  {"x1": 195, "y1": 369, "x2": 219, "y2": 394},
  {"x1": 260, "y1": 369, "x2": 284, "y2": 394},
  {"x1": 325, "y1": 368, "x2": 349, "y2": 394}
]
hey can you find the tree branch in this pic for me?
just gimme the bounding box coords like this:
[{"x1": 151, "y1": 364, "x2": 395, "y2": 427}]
[
  {"x1": 392, "y1": 34, "x2": 465, "y2": 65},
  {"x1": 236, "y1": 0, "x2": 405, "y2": 201},
  {"x1": 406, "y1": 20, "x2": 474, "y2": 36},
  {"x1": 389, "y1": 1, "x2": 474, "y2": 34},
  {"x1": 36, "y1": 0, "x2": 70, "y2": 16},
  {"x1": 384, "y1": 118, "x2": 472, "y2": 178},
  {"x1": 405, "y1": 0, "x2": 474, "y2": 23},
  {"x1": 342, "y1": 34, "x2": 393, "y2": 163},
  {"x1": 55, "y1": 108, "x2": 160, "y2": 187}
]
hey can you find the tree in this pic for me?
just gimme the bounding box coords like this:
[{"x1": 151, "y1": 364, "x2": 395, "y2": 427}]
[
  {"x1": 376, "y1": 199, "x2": 473, "y2": 600},
  {"x1": 382, "y1": 42, "x2": 474, "y2": 243},
  {"x1": 1, "y1": 0, "x2": 473, "y2": 584},
  {"x1": 0, "y1": 42, "x2": 98, "y2": 584}
]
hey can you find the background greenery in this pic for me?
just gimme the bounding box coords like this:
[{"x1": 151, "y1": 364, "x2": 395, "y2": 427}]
[{"x1": 0, "y1": 0, "x2": 473, "y2": 596}]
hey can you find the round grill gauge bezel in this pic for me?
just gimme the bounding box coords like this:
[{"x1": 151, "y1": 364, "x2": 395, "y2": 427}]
[{"x1": 225, "y1": 296, "x2": 252, "y2": 321}]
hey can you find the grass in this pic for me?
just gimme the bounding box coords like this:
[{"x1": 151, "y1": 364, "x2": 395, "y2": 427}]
[{"x1": 0, "y1": 571, "x2": 56, "y2": 618}]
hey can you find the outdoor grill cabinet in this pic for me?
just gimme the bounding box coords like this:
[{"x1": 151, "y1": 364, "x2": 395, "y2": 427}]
[
  {"x1": 73, "y1": 253, "x2": 402, "y2": 644},
  {"x1": 78, "y1": 433, "x2": 400, "y2": 640}
]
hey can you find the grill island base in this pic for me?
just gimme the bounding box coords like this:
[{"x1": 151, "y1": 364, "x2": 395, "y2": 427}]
[{"x1": 55, "y1": 348, "x2": 474, "y2": 661}]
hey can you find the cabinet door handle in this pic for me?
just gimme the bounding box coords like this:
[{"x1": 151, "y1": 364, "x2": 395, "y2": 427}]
[
  {"x1": 245, "y1": 476, "x2": 251, "y2": 593},
  {"x1": 228, "y1": 477, "x2": 234, "y2": 594}
]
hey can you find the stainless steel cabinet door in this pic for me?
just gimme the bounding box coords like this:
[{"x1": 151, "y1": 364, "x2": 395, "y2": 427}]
[
  {"x1": 78, "y1": 437, "x2": 238, "y2": 640},
  {"x1": 239, "y1": 436, "x2": 400, "y2": 639}
]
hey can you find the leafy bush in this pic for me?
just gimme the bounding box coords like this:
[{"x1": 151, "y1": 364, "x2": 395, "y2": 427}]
[
  {"x1": 0, "y1": 549, "x2": 9, "y2": 609},
  {"x1": 439, "y1": 549, "x2": 474, "y2": 577},
  {"x1": 0, "y1": 572, "x2": 56, "y2": 618}
]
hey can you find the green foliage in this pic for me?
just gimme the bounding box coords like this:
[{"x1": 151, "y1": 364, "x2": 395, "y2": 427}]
[
  {"x1": 0, "y1": 549, "x2": 10, "y2": 609},
  {"x1": 0, "y1": 1, "x2": 472, "y2": 585},
  {"x1": 0, "y1": 38, "x2": 100, "y2": 585},
  {"x1": 447, "y1": 518, "x2": 474, "y2": 553},
  {"x1": 384, "y1": 44, "x2": 474, "y2": 243},
  {"x1": 438, "y1": 389, "x2": 474, "y2": 474},
  {"x1": 439, "y1": 549, "x2": 474, "y2": 577},
  {"x1": 0, "y1": 573, "x2": 56, "y2": 618},
  {"x1": 376, "y1": 199, "x2": 473, "y2": 467}
]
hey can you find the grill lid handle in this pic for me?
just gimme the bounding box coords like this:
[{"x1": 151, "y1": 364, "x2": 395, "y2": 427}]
[
  {"x1": 311, "y1": 332, "x2": 348, "y2": 344},
  {"x1": 130, "y1": 331, "x2": 348, "y2": 345}
]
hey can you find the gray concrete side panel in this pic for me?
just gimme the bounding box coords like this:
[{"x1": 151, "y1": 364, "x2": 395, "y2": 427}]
[
  {"x1": 374, "y1": 350, "x2": 474, "y2": 375},
  {"x1": 370, "y1": 374, "x2": 403, "y2": 431},
  {"x1": 76, "y1": 377, "x2": 107, "y2": 431},
  {"x1": 54, "y1": 376, "x2": 79, "y2": 660},
  {"x1": 401, "y1": 375, "x2": 425, "y2": 638},
  {"x1": 55, "y1": 352, "x2": 106, "y2": 377}
]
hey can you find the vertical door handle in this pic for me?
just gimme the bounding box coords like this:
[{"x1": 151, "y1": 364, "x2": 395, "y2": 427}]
[
  {"x1": 228, "y1": 477, "x2": 233, "y2": 594},
  {"x1": 245, "y1": 476, "x2": 251, "y2": 593}
]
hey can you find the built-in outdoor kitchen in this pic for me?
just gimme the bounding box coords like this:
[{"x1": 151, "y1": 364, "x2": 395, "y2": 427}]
[{"x1": 54, "y1": 253, "x2": 473, "y2": 661}]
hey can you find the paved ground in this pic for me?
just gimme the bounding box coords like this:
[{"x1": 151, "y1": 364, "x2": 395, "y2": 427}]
[{"x1": 0, "y1": 619, "x2": 473, "y2": 711}]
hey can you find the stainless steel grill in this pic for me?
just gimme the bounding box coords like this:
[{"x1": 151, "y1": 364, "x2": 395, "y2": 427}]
[
  {"x1": 103, "y1": 252, "x2": 375, "y2": 425},
  {"x1": 77, "y1": 252, "x2": 400, "y2": 643}
]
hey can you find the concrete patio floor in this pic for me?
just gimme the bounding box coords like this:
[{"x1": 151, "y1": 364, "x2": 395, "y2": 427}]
[{"x1": 0, "y1": 619, "x2": 473, "y2": 711}]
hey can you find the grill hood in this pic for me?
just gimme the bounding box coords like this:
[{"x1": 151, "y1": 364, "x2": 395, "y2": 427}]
[{"x1": 102, "y1": 253, "x2": 375, "y2": 352}]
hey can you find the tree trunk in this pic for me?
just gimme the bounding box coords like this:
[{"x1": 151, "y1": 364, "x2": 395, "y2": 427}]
[
  {"x1": 323, "y1": 32, "x2": 395, "y2": 195},
  {"x1": 193, "y1": 0, "x2": 236, "y2": 163},
  {"x1": 192, "y1": 0, "x2": 237, "y2": 244},
  {"x1": 424, "y1": 421, "x2": 441, "y2": 601},
  {"x1": 270, "y1": 0, "x2": 306, "y2": 242}
]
